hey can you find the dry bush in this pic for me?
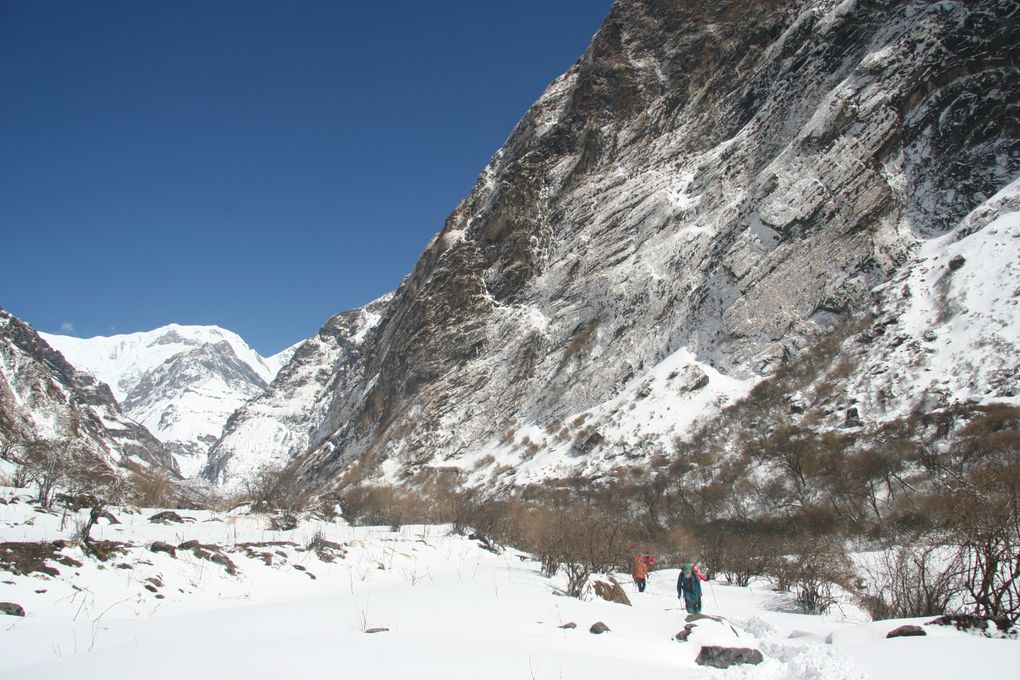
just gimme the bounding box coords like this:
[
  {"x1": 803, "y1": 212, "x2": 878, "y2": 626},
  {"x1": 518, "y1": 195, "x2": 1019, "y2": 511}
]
[
  {"x1": 338, "y1": 484, "x2": 428, "y2": 529},
  {"x1": 509, "y1": 494, "x2": 635, "y2": 598},
  {"x1": 694, "y1": 520, "x2": 782, "y2": 587},
  {"x1": 946, "y1": 459, "x2": 1020, "y2": 624},
  {"x1": 244, "y1": 463, "x2": 307, "y2": 513},
  {"x1": 775, "y1": 535, "x2": 853, "y2": 615},
  {"x1": 22, "y1": 440, "x2": 70, "y2": 508},
  {"x1": 857, "y1": 536, "x2": 963, "y2": 621}
]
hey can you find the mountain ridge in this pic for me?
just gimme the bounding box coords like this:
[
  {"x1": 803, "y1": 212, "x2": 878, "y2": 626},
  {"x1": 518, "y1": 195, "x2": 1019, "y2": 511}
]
[{"x1": 42, "y1": 324, "x2": 297, "y2": 477}]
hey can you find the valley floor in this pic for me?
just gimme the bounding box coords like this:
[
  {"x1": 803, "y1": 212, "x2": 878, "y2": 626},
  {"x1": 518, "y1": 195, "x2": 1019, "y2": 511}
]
[{"x1": 1, "y1": 489, "x2": 1017, "y2": 679}]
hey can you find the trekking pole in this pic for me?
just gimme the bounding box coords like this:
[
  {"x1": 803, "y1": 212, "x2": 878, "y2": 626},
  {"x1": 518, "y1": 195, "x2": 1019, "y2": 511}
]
[{"x1": 701, "y1": 561, "x2": 719, "y2": 609}]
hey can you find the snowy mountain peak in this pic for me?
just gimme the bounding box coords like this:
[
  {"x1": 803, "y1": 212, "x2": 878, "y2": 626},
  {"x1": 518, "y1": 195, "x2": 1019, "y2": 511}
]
[
  {"x1": 42, "y1": 324, "x2": 282, "y2": 402},
  {"x1": 43, "y1": 324, "x2": 297, "y2": 478}
]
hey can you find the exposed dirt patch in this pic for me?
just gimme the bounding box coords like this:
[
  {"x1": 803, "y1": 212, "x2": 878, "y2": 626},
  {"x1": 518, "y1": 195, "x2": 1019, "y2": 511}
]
[
  {"x1": 177, "y1": 541, "x2": 238, "y2": 575},
  {"x1": 87, "y1": 540, "x2": 131, "y2": 562},
  {"x1": 0, "y1": 542, "x2": 81, "y2": 577}
]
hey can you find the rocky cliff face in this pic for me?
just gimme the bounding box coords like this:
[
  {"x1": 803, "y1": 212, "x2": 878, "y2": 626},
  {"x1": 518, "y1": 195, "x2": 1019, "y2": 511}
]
[
  {"x1": 0, "y1": 308, "x2": 176, "y2": 475},
  {"x1": 203, "y1": 295, "x2": 392, "y2": 489},
  {"x1": 216, "y1": 0, "x2": 1018, "y2": 492}
]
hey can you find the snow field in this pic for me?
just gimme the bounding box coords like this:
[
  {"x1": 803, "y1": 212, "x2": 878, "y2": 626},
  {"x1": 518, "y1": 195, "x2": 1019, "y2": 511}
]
[{"x1": 1, "y1": 488, "x2": 1018, "y2": 679}]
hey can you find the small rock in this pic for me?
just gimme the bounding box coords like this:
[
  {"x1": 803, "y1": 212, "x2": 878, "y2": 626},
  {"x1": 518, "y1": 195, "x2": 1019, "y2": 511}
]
[
  {"x1": 269, "y1": 513, "x2": 298, "y2": 531},
  {"x1": 948, "y1": 254, "x2": 965, "y2": 271},
  {"x1": 589, "y1": 621, "x2": 610, "y2": 634},
  {"x1": 686, "y1": 613, "x2": 725, "y2": 624},
  {"x1": 208, "y1": 553, "x2": 238, "y2": 575},
  {"x1": 592, "y1": 578, "x2": 632, "y2": 606},
  {"x1": 0, "y1": 602, "x2": 26, "y2": 617},
  {"x1": 695, "y1": 646, "x2": 764, "y2": 668},
  {"x1": 178, "y1": 540, "x2": 201, "y2": 551},
  {"x1": 675, "y1": 624, "x2": 697, "y2": 641},
  {"x1": 844, "y1": 407, "x2": 862, "y2": 428},
  {"x1": 887, "y1": 625, "x2": 926, "y2": 639},
  {"x1": 149, "y1": 511, "x2": 186, "y2": 525},
  {"x1": 558, "y1": 622, "x2": 577, "y2": 629},
  {"x1": 364, "y1": 627, "x2": 389, "y2": 634},
  {"x1": 150, "y1": 541, "x2": 177, "y2": 557},
  {"x1": 927, "y1": 614, "x2": 1000, "y2": 634}
]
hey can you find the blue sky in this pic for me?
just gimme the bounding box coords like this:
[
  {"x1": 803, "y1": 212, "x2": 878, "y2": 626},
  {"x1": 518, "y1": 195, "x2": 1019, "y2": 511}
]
[{"x1": 0, "y1": 1, "x2": 611, "y2": 355}]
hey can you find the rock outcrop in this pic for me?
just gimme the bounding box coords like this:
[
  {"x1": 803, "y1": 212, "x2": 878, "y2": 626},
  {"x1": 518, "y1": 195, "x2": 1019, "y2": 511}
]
[
  {"x1": 0, "y1": 308, "x2": 177, "y2": 476},
  {"x1": 203, "y1": 295, "x2": 392, "y2": 489}
]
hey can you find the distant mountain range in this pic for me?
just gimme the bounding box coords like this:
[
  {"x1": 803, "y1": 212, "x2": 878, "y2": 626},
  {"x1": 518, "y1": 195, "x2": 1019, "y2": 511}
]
[{"x1": 41, "y1": 326, "x2": 296, "y2": 477}]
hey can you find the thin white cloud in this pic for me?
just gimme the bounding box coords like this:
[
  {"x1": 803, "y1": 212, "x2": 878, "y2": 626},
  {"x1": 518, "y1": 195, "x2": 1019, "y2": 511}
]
[{"x1": 60, "y1": 321, "x2": 75, "y2": 332}]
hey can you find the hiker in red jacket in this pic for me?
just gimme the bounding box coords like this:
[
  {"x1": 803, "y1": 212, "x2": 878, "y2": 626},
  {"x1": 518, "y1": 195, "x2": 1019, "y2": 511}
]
[{"x1": 631, "y1": 553, "x2": 649, "y2": 592}]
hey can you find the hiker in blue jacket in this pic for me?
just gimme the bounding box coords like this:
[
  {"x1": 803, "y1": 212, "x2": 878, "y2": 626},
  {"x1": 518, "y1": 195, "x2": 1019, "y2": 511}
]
[{"x1": 677, "y1": 563, "x2": 703, "y2": 613}]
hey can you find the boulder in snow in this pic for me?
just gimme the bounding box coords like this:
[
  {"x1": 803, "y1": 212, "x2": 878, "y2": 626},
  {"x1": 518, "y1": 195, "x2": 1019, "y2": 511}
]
[
  {"x1": 887, "y1": 625, "x2": 927, "y2": 639},
  {"x1": 592, "y1": 577, "x2": 631, "y2": 606},
  {"x1": 149, "y1": 541, "x2": 177, "y2": 557},
  {"x1": 675, "y1": 624, "x2": 697, "y2": 641},
  {"x1": 589, "y1": 621, "x2": 610, "y2": 634},
  {"x1": 695, "y1": 646, "x2": 764, "y2": 668},
  {"x1": 0, "y1": 602, "x2": 25, "y2": 617},
  {"x1": 149, "y1": 511, "x2": 187, "y2": 525}
]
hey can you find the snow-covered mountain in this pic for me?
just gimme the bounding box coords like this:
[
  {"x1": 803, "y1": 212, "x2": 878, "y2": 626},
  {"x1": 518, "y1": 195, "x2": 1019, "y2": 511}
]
[
  {"x1": 204, "y1": 294, "x2": 392, "y2": 489},
  {"x1": 204, "y1": 0, "x2": 1013, "y2": 494},
  {"x1": 43, "y1": 325, "x2": 296, "y2": 477},
  {"x1": 0, "y1": 308, "x2": 176, "y2": 475}
]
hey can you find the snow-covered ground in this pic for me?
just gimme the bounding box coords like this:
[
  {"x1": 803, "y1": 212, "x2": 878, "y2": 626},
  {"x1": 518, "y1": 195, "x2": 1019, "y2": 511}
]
[{"x1": 1, "y1": 487, "x2": 1016, "y2": 679}]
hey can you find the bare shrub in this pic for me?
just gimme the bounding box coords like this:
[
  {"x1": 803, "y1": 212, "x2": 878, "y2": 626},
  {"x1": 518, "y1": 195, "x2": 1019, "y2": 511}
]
[
  {"x1": 510, "y1": 492, "x2": 631, "y2": 598},
  {"x1": 22, "y1": 440, "x2": 70, "y2": 508},
  {"x1": 305, "y1": 528, "x2": 328, "y2": 552},
  {"x1": 695, "y1": 520, "x2": 780, "y2": 587},
  {"x1": 857, "y1": 536, "x2": 964, "y2": 620},
  {"x1": 776, "y1": 536, "x2": 853, "y2": 615},
  {"x1": 338, "y1": 484, "x2": 426, "y2": 529},
  {"x1": 948, "y1": 459, "x2": 1020, "y2": 623},
  {"x1": 244, "y1": 463, "x2": 307, "y2": 513},
  {"x1": 128, "y1": 467, "x2": 173, "y2": 508}
]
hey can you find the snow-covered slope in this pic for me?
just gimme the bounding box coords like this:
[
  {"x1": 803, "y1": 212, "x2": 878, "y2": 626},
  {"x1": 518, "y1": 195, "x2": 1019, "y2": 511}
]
[
  {"x1": 0, "y1": 309, "x2": 175, "y2": 475},
  {"x1": 840, "y1": 177, "x2": 1020, "y2": 422},
  {"x1": 204, "y1": 294, "x2": 392, "y2": 490},
  {"x1": 1, "y1": 491, "x2": 1017, "y2": 679},
  {"x1": 43, "y1": 326, "x2": 294, "y2": 477},
  {"x1": 250, "y1": 0, "x2": 1017, "y2": 493}
]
